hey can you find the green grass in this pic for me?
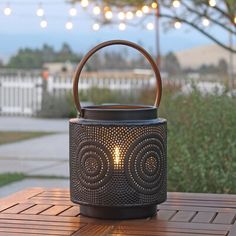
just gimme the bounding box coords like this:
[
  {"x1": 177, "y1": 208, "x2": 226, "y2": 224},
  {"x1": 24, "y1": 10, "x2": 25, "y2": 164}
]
[
  {"x1": 0, "y1": 131, "x2": 55, "y2": 145},
  {"x1": 0, "y1": 173, "x2": 25, "y2": 187}
]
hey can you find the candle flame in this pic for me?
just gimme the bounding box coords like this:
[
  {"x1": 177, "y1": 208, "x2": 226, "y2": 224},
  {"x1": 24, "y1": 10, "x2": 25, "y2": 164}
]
[{"x1": 114, "y1": 146, "x2": 120, "y2": 165}]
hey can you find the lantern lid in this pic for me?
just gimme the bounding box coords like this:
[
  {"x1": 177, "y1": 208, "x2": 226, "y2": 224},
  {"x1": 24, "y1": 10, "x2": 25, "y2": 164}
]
[{"x1": 80, "y1": 104, "x2": 157, "y2": 121}]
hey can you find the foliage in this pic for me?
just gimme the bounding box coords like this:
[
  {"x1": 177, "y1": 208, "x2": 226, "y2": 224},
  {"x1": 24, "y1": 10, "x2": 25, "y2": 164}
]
[
  {"x1": 0, "y1": 173, "x2": 25, "y2": 187},
  {"x1": 39, "y1": 91, "x2": 76, "y2": 118},
  {"x1": 0, "y1": 131, "x2": 54, "y2": 145},
  {"x1": 141, "y1": 86, "x2": 236, "y2": 193},
  {"x1": 72, "y1": 0, "x2": 236, "y2": 53},
  {"x1": 7, "y1": 43, "x2": 82, "y2": 69}
]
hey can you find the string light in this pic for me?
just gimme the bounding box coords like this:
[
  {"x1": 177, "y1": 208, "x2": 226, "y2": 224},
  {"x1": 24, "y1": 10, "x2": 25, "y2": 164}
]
[
  {"x1": 36, "y1": 4, "x2": 44, "y2": 17},
  {"x1": 105, "y1": 10, "x2": 113, "y2": 20},
  {"x1": 126, "y1": 11, "x2": 134, "y2": 20},
  {"x1": 172, "y1": 0, "x2": 181, "y2": 8},
  {"x1": 152, "y1": 2, "x2": 158, "y2": 9},
  {"x1": 208, "y1": 0, "x2": 216, "y2": 7},
  {"x1": 93, "y1": 6, "x2": 101, "y2": 15},
  {"x1": 65, "y1": 20, "x2": 73, "y2": 30},
  {"x1": 174, "y1": 20, "x2": 182, "y2": 29},
  {"x1": 142, "y1": 5, "x2": 150, "y2": 14},
  {"x1": 92, "y1": 22, "x2": 100, "y2": 31},
  {"x1": 40, "y1": 19, "x2": 48, "y2": 28},
  {"x1": 202, "y1": 17, "x2": 210, "y2": 27},
  {"x1": 69, "y1": 6, "x2": 77, "y2": 16},
  {"x1": 118, "y1": 12, "x2": 125, "y2": 20},
  {"x1": 136, "y1": 10, "x2": 143, "y2": 18},
  {"x1": 3, "y1": 4, "x2": 12, "y2": 16},
  {"x1": 80, "y1": 0, "x2": 89, "y2": 8},
  {"x1": 119, "y1": 22, "x2": 126, "y2": 31},
  {"x1": 146, "y1": 22, "x2": 154, "y2": 30},
  {"x1": 234, "y1": 16, "x2": 236, "y2": 24}
]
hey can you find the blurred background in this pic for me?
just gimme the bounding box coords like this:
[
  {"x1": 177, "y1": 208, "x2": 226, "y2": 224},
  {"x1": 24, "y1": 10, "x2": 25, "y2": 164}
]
[{"x1": 0, "y1": 0, "x2": 235, "y2": 197}]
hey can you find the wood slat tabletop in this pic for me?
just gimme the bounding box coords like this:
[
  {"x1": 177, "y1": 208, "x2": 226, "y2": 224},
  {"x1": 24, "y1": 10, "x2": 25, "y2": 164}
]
[{"x1": 0, "y1": 188, "x2": 235, "y2": 236}]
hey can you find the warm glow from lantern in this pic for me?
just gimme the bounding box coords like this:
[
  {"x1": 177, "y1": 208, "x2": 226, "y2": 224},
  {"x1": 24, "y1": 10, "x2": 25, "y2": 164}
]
[{"x1": 114, "y1": 146, "x2": 120, "y2": 166}]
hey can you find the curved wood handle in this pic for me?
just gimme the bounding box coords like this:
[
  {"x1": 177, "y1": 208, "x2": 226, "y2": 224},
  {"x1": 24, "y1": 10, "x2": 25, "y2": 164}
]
[{"x1": 73, "y1": 40, "x2": 162, "y2": 115}]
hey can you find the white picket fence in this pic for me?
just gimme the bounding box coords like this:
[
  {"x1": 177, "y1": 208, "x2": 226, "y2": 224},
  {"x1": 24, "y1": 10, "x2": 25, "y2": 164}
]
[{"x1": 0, "y1": 72, "x2": 156, "y2": 117}]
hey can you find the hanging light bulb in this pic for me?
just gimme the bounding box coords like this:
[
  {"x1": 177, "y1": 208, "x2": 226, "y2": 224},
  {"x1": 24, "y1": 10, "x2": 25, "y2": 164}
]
[
  {"x1": 93, "y1": 6, "x2": 101, "y2": 15},
  {"x1": 174, "y1": 20, "x2": 182, "y2": 29},
  {"x1": 146, "y1": 22, "x2": 154, "y2": 30},
  {"x1": 92, "y1": 22, "x2": 100, "y2": 31},
  {"x1": 65, "y1": 20, "x2": 73, "y2": 30},
  {"x1": 234, "y1": 16, "x2": 236, "y2": 24},
  {"x1": 142, "y1": 5, "x2": 150, "y2": 14},
  {"x1": 126, "y1": 11, "x2": 134, "y2": 20},
  {"x1": 36, "y1": 3, "x2": 44, "y2": 17},
  {"x1": 172, "y1": 0, "x2": 181, "y2": 8},
  {"x1": 105, "y1": 10, "x2": 113, "y2": 20},
  {"x1": 81, "y1": 0, "x2": 89, "y2": 8},
  {"x1": 208, "y1": 0, "x2": 216, "y2": 7},
  {"x1": 202, "y1": 17, "x2": 210, "y2": 27},
  {"x1": 136, "y1": 10, "x2": 143, "y2": 18},
  {"x1": 119, "y1": 22, "x2": 126, "y2": 31},
  {"x1": 69, "y1": 6, "x2": 77, "y2": 16},
  {"x1": 152, "y1": 2, "x2": 158, "y2": 9},
  {"x1": 3, "y1": 4, "x2": 12, "y2": 16},
  {"x1": 118, "y1": 11, "x2": 125, "y2": 20},
  {"x1": 40, "y1": 19, "x2": 48, "y2": 28}
]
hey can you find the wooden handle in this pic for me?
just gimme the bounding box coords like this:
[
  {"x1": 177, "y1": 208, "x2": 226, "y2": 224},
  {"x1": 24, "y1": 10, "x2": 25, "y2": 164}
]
[{"x1": 73, "y1": 40, "x2": 162, "y2": 115}]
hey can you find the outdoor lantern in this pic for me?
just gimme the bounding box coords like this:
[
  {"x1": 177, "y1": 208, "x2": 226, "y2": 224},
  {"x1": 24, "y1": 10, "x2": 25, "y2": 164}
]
[{"x1": 69, "y1": 40, "x2": 167, "y2": 219}]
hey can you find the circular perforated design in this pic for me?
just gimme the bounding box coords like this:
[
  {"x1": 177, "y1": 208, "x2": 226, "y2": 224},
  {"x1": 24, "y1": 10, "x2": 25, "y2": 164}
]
[
  {"x1": 76, "y1": 140, "x2": 113, "y2": 190},
  {"x1": 125, "y1": 133, "x2": 165, "y2": 195}
]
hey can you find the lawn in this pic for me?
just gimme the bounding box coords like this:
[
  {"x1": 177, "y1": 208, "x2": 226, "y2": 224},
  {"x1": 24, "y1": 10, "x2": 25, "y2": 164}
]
[
  {"x1": 0, "y1": 131, "x2": 54, "y2": 145},
  {"x1": 0, "y1": 173, "x2": 25, "y2": 187}
]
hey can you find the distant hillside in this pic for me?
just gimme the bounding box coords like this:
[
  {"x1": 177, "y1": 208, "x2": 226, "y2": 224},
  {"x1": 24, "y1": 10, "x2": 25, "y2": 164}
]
[{"x1": 175, "y1": 44, "x2": 236, "y2": 73}]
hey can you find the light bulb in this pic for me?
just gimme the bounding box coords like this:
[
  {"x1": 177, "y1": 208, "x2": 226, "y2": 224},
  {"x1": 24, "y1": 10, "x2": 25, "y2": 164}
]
[
  {"x1": 136, "y1": 10, "x2": 143, "y2": 18},
  {"x1": 40, "y1": 19, "x2": 48, "y2": 28},
  {"x1": 36, "y1": 7, "x2": 44, "y2": 17},
  {"x1": 234, "y1": 16, "x2": 236, "y2": 24},
  {"x1": 81, "y1": 0, "x2": 89, "y2": 8},
  {"x1": 126, "y1": 11, "x2": 134, "y2": 20},
  {"x1": 118, "y1": 12, "x2": 125, "y2": 20},
  {"x1": 105, "y1": 10, "x2": 113, "y2": 20},
  {"x1": 208, "y1": 0, "x2": 216, "y2": 7},
  {"x1": 65, "y1": 21, "x2": 73, "y2": 30},
  {"x1": 119, "y1": 22, "x2": 126, "y2": 31},
  {"x1": 202, "y1": 17, "x2": 210, "y2": 27},
  {"x1": 92, "y1": 23, "x2": 100, "y2": 31},
  {"x1": 4, "y1": 6, "x2": 12, "y2": 16},
  {"x1": 172, "y1": 0, "x2": 180, "y2": 8},
  {"x1": 69, "y1": 7, "x2": 77, "y2": 16},
  {"x1": 152, "y1": 2, "x2": 158, "y2": 9},
  {"x1": 142, "y1": 5, "x2": 150, "y2": 14},
  {"x1": 146, "y1": 22, "x2": 154, "y2": 30},
  {"x1": 174, "y1": 21, "x2": 181, "y2": 29},
  {"x1": 93, "y1": 6, "x2": 101, "y2": 15}
]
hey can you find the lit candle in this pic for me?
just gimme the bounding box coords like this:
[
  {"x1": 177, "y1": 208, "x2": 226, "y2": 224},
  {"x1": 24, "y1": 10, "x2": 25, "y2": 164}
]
[{"x1": 114, "y1": 146, "x2": 120, "y2": 168}]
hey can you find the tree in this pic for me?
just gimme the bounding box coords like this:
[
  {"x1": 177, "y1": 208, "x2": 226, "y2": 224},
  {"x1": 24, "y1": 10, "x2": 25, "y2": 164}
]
[
  {"x1": 162, "y1": 52, "x2": 182, "y2": 75},
  {"x1": 70, "y1": 0, "x2": 236, "y2": 53}
]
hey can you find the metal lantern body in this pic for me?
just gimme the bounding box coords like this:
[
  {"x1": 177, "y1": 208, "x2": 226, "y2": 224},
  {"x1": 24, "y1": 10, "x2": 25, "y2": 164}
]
[{"x1": 70, "y1": 40, "x2": 167, "y2": 219}]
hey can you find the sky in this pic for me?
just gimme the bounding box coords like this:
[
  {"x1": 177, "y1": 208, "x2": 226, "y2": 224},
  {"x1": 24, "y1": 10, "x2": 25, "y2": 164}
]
[{"x1": 0, "y1": 0, "x2": 233, "y2": 62}]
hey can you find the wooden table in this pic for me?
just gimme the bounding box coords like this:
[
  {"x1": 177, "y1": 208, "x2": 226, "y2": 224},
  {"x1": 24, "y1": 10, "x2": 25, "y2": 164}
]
[{"x1": 0, "y1": 188, "x2": 235, "y2": 236}]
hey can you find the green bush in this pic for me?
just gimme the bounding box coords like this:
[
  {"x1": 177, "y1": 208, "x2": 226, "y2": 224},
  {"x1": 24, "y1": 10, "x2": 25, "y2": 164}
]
[{"x1": 159, "y1": 88, "x2": 236, "y2": 194}]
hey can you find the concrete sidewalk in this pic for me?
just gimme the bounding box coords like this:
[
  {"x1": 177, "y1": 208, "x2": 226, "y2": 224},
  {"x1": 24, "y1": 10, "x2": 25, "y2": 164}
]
[{"x1": 0, "y1": 116, "x2": 68, "y2": 132}]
